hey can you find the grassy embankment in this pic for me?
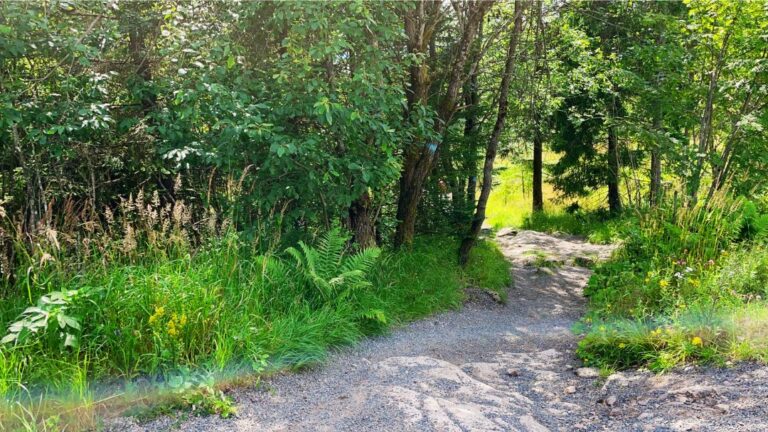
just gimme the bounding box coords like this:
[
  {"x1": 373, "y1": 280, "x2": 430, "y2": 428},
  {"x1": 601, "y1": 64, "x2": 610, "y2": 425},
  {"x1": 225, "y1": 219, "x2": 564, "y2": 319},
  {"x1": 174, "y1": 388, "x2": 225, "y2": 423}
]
[{"x1": 0, "y1": 210, "x2": 509, "y2": 431}]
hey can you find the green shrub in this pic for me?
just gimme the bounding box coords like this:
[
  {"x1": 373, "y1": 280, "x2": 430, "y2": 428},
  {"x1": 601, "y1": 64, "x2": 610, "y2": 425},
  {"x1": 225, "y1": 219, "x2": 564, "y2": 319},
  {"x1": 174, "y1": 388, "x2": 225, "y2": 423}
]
[{"x1": 584, "y1": 195, "x2": 756, "y2": 319}]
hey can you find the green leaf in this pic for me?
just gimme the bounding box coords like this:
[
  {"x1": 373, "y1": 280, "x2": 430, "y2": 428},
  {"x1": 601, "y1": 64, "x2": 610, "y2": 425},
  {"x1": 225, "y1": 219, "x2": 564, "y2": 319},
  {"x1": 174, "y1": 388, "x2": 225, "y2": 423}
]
[
  {"x1": 1, "y1": 333, "x2": 17, "y2": 344},
  {"x1": 64, "y1": 333, "x2": 79, "y2": 348}
]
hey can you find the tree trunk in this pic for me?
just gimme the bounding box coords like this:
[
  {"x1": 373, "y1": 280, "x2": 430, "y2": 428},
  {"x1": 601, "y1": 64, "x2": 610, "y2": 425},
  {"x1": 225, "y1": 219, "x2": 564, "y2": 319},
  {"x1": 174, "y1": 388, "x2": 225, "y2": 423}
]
[
  {"x1": 532, "y1": 129, "x2": 543, "y2": 212},
  {"x1": 649, "y1": 148, "x2": 662, "y2": 205},
  {"x1": 349, "y1": 191, "x2": 376, "y2": 249},
  {"x1": 688, "y1": 21, "x2": 734, "y2": 201},
  {"x1": 467, "y1": 175, "x2": 477, "y2": 206},
  {"x1": 459, "y1": 32, "x2": 482, "y2": 220},
  {"x1": 649, "y1": 113, "x2": 662, "y2": 206},
  {"x1": 607, "y1": 124, "x2": 622, "y2": 214},
  {"x1": 394, "y1": 1, "x2": 489, "y2": 248},
  {"x1": 531, "y1": 0, "x2": 544, "y2": 214},
  {"x1": 706, "y1": 88, "x2": 754, "y2": 200},
  {"x1": 459, "y1": 0, "x2": 522, "y2": 266}
]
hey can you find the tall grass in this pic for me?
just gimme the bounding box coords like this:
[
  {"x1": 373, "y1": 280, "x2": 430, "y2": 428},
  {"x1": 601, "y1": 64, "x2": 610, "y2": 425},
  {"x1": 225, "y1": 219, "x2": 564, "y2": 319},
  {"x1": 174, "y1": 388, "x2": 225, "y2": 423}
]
[{"x1": 578, "y1": 190, "x2": 768, "y2": 371}]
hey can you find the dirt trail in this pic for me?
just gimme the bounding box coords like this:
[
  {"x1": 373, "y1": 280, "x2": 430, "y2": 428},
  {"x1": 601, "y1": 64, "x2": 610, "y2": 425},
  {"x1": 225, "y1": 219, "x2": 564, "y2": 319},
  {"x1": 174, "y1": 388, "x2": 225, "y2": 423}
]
[{"x1": 114, "y1": 230, "x2": 768, "y2": 432}]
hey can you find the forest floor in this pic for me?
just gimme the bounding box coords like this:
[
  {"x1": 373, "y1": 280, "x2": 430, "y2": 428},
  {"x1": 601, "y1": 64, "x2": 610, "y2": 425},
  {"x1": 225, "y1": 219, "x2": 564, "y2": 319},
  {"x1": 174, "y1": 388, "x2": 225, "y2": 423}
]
[{"x1": 108, "y1": 231, "x2": 768, "y2": 432}]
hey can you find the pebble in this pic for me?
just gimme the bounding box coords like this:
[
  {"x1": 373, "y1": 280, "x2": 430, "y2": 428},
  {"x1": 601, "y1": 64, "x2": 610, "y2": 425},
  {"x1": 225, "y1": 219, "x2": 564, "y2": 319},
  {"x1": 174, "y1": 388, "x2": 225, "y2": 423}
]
[{"x1": 715, "y1": 403, "x2": 730, "y2": 414}]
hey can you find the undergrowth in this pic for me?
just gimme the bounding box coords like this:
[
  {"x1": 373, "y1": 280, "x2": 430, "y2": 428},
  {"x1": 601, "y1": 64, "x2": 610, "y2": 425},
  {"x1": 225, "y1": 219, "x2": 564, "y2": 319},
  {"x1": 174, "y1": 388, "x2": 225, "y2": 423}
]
[
  {"x1": 0, "y1": 218, "x2": 509, "y2": 431},
  {"x1": 577, "y1": 192, "x2": 768, "y2": 371}
]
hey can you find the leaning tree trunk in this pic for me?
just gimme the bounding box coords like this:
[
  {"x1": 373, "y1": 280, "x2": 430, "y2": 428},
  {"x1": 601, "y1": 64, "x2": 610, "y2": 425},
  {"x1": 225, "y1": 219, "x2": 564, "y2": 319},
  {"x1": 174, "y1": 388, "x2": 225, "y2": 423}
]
[
  {"x1": 394, "y1": 1, "x2": 489, "y2": 248},
  {"x1": 458, "y1": 0, "x2": 522, "y2": 266}
]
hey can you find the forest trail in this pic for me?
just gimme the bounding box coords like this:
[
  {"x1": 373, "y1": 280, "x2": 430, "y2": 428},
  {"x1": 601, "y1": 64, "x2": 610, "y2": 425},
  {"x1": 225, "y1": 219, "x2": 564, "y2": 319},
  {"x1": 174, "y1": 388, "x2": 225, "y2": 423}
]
[{"x1": 114, "y1": 231, "x2": 768, "y2": 432}]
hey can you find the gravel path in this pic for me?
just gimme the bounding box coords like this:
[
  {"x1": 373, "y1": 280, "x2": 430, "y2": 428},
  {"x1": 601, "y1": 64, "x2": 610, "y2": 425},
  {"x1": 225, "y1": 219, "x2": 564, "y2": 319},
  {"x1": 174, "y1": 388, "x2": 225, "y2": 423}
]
[{"x1": 112, "y1": 230, "x2": 768, "y2": 432}]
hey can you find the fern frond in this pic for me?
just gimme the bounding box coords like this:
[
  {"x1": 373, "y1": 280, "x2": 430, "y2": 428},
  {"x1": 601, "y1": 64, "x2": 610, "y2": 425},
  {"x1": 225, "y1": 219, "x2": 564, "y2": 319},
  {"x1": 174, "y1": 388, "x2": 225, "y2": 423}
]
[
  {"x1": 340, "y1": 247, "x2": 381, "y2": 275},
  {"x1": 282, "y1": 228, "x2": 380, "y2": 305}
]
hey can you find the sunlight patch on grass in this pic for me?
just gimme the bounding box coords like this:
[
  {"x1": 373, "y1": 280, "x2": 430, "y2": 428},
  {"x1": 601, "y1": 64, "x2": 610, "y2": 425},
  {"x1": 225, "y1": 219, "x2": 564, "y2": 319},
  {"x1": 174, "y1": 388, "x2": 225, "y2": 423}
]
[{"x1": 485, "y1": 157, "x2": 608, "y2": 230}]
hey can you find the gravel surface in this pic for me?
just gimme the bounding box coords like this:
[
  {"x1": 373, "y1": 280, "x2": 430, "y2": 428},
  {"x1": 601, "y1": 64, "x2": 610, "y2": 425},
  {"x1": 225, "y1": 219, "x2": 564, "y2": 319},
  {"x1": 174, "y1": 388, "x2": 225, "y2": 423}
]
[{"x1": 109, "y1": 230, "x2": 768, "y2": 432}]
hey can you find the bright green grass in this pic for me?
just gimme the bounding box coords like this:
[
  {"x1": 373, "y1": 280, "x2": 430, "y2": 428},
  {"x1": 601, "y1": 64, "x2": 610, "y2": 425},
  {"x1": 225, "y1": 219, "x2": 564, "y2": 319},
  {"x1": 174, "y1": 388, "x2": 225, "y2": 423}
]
[
  {"x1": 485, "y1": 157, "x2": 609, "y2": 232},
  {"x1": 485, "y1": 158, "x2": 559, "y2": 229},
  {"x1": 0, "y1": 233, "x2": 510, "y2": 430}
]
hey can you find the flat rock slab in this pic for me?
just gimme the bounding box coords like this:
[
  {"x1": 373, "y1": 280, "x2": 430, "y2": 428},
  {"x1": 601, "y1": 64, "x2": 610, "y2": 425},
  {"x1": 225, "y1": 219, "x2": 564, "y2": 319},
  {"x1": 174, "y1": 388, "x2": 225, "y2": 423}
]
[{"x1": 108, "y1": 232, "x2": 768, "y2": 432}]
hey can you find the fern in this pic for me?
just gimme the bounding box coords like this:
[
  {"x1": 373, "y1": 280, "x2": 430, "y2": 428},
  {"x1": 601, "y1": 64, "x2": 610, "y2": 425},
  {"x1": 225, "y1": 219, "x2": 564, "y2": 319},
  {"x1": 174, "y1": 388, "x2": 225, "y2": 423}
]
[{"x1": 284, "y1": 227, "x2": 381, "y2": 305}]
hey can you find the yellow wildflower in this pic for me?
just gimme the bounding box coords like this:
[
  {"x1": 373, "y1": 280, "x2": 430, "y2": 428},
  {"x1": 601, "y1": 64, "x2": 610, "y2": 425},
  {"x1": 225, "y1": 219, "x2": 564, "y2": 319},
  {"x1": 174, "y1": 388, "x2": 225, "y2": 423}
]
[
  {"x1": 180, "y1": 314, "x2": 188, "y2": 327},
  {"x1": 149, "y1": 306, "x2": 165, "y2": 325},
  {"x1": 167, "y1": 320, "x2": 178, "y2": 337},
  {"x1": 659, "y1": 280, "x2": 669, "y2": 288},
  {"x1": 691, "y1": 336, "x2": 703, "y2": 346},
  {"x1": 619, "y1": 343, "x2": 626, "y2": 349}
]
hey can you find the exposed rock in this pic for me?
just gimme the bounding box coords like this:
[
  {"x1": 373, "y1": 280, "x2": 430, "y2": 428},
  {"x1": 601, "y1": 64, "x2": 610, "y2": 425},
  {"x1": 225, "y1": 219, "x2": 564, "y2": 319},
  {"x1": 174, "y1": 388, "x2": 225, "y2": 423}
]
[
  {"x1": 484, "y1": 289, "x2": 503, "y2": 304},
  {"x1": 565, "y1": 385, "x2": 577, "y2": 394},
  {"x1": 575, "y1": 367, "x2": 600, "y2": 378},
  {"x1": 496, "y1": 228, "x2": 518, "y2": 237},
  {"x1": 670, "y1": 385, "x2": 718, "y2": 401}
]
